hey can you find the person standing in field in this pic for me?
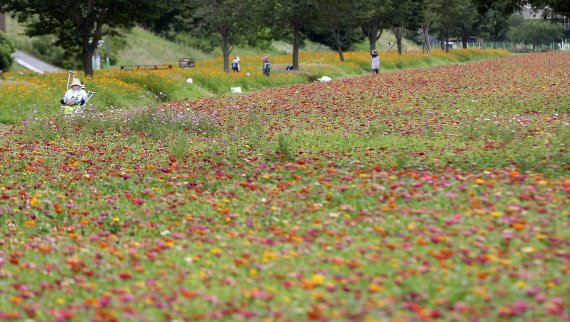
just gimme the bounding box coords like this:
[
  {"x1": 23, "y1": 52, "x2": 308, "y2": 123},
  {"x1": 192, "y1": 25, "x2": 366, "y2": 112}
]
[
  {"x1": 262, "y1": 55, "x2": 271, "y2": 76},
  {"x1": 231, "y1": 56, "x2": 241, "y2": 72},
  {"x1": 371, "y1": 49, "x2": 380, "y2": 74}
]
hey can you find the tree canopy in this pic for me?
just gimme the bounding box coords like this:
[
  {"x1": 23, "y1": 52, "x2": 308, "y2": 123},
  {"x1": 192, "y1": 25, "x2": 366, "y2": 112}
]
[
  {"x1": 180, "y1": 0, "x2": 264, "y2": 73},
  {"x1": 0, "y1": 0, "x2": 169, "y2": 76},
  {"x1": 508, "y1": 19, "x2": 565, "y2": 47},
  {"x1": 270, "y1": 0, "x2": 318, "y2": 70},
  {"x1": 473, "y1": 0, "x2": 570, "y2": 17},
  {"x1": 1, "y1": 0, "x2": 568, "y2": 73}
]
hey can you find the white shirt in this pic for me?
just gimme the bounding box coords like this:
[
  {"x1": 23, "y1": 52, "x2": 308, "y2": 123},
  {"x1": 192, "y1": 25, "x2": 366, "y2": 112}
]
[
  {"x1": 371, "y1": 55, "x2": 380, "y2": 70},
  {"x1": 232, "y1": 59, "x2": 240, "y2": 71},
  {"x1": 63, "y1": 87, "x2": 87, "y2": 105}
]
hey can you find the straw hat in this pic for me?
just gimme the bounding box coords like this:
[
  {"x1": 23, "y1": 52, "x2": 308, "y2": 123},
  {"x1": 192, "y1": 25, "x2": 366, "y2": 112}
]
[
  {"x1": 371, "y1": 49, "x2": 378, "y2": 55},
  {"x1": 71, "y1": 78, "x2": 82, "y2": 87}
]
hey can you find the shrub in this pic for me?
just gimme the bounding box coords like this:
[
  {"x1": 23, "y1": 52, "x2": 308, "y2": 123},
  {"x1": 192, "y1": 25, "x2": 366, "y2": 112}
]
[{"x1": 0, "y1": 32, "x2": 14, "y2": 71}]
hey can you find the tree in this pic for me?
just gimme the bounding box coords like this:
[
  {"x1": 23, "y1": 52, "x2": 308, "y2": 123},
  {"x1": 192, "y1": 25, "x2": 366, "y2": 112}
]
[
  {"x1": 419, "y1": 0, "x2": 442, "y2": 54},
  {"x1": 455, "y1": 0, "x2": 478, "y2": 48},
  {"x1": 476, "y1": 3, "x2": 513, "y2": 43},
  {"x1": 0, "y1": 32, "x2": 14, "y2": 71},
  {"x1": 360, "y1": 0, "x2": 392, "y2": 53},
  {"x1": 473, "y1": 0, "x2": 569, "y2": 18},
  {"x1": 387, "y1": 0, "x2": 423, "y2": 54},
  {"x1": 271, "y1": 0, "x2": 318, "y2": 70},
  {"x1": 0, "y1": 0, "x2": 168, "y2": 76},
  {"x1": 184, "y1": 0, "x2": 263, "y2": 73},
  {"x1": 314, "y1": 0, "x2": 364, "y2": 61},
  {"x1": 433, "y1": 0, "x2": 476, "y2": 52},
  {"x1": 508, "y1": 19, "x2": 565, "y2": 49}
]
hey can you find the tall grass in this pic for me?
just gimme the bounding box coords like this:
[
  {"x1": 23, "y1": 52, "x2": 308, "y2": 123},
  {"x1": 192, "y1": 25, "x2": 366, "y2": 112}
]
[{"x1": 114, "y1": 27, "x2": 213, "y2": 66}]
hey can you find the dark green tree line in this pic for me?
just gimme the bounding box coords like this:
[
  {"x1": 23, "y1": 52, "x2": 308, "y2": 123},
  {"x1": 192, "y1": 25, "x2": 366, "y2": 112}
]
[
  {"x1": 0, "y1": 0, "x2": 169, "y2": 76},
  {"x1": 2, "y1": 0, "x2": 568, "y2": 73}
]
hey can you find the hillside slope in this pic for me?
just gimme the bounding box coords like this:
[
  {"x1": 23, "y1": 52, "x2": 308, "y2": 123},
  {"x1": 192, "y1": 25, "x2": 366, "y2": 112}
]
[
  {"x1": 5, "y1": 15, "x2": 419, "y2": 70},
  {"x1": 114, "y1": 27, "x2": 213, "y2": 66}
]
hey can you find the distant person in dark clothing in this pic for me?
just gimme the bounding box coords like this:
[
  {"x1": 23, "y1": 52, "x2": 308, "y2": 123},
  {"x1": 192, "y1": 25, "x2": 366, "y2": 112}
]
[
  {"x1": 231, "y1": 56, "x2": 241, "y2": 72},
  {"x1": 262, "y1": 55, "x2": 271, "y2": 76}
]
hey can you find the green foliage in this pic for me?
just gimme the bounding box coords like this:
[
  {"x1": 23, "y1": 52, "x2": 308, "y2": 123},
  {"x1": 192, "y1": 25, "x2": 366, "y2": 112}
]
[
  {"x1": 435, "y1": 0, "x2": 478, "y2": 50},
  {"x1": 275, "y1": 132, "x2": 294, "y2": 159},
  {"x1": 0, "y1": 32, "x2": 14, "y2": 71},
  {"x1": 98, "y1": 33, "x2": 128, "y2": 66},
  {"x1": 508, "y1": 19, "x2": 565, "y2": 47},
  {"x1": 309, "y1": 0, "x2": 365, "y2": 54},
  {"x1": 113, "y1": 27, "x2": 211, "y2": 67},
  {"x1": 170, "y1": 32, "x2": 218, "y2": 54},
  {"x1": 270, "y1": 0, "x2": 319, "y2": 69},
  {"x1": 474, "y1": 0, "x2": 570, "y2": 18},
  {"x1": 476, "y1": 3, "x2": 512, "y2": 41},
  {"x1": 13, "y1": 34, "x2": 81, "y2": 70},
  {"x1": 244, "y1": 28, "x2": 274, "y2": 52},
  {"x1": 183, "y1": 0, "x2": 267, "y2": 72},
  {"x1": 0, "y1": 0, "x2": 170, "y2": 75}
]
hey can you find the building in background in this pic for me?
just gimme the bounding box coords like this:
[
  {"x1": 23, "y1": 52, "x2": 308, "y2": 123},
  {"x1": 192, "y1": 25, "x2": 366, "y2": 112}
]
[{"x1": 522, "y1": 5, "x2": 569, "y2": 38}]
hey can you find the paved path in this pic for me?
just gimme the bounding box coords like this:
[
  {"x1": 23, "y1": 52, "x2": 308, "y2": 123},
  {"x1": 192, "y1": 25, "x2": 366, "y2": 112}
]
[{"x1": 11, "y1": 50, "x2": 62, "y2": 73}]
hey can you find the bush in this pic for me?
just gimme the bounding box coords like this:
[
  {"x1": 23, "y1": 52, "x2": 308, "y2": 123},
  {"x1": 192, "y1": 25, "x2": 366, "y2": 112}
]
[
  {"x1": 508, "y1": 20, "x2": 565, "y2": 48},
  {"x1": 0, "y1": 32, "x2": 14, "y2": 71}
]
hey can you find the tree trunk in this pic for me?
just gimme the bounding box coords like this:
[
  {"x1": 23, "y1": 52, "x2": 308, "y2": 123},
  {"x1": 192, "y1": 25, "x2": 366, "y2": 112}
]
[
  {"x1": 221, "y1": 33, "x2": 232, "y2": 73},
  {"x1": 421, "y1": 25, "x2": 431, "y2": 55},
  {"x1": 82, "y1": 36, "x2": 94, "y2": 77},
  {"x1": 336, "y1": 45, "x2": 345, "y2": 62},
  {"x1": 445, "y1": 34, "x2": 450, "y2": 53},
  {"x1": 292, "y1": 27, "x2": 300, "y2": 70},
  {"x1": 362, "y1": 18, "x2": 381, "y2": 52},
  {"x1": 81, "y1": 19, "x2": 104, "y2": 77},
  {"x1": 393, "y1": 27, "x2": 404, "y2": 55},
  {"x1": 332, "y1": 29, "x2": 345, "y2": 62},
  {"x1": 462, "y1": 34, "x2": 469, "y2": 49}
]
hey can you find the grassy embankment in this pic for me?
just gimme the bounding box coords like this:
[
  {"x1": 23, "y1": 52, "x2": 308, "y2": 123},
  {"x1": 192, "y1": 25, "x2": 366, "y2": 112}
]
[
  {"x1": 2, "y1": 19, "x2": 508, "y2": 124},
  {"x1": 1, "y1": 48, "x2": 508, "y2": 124}
]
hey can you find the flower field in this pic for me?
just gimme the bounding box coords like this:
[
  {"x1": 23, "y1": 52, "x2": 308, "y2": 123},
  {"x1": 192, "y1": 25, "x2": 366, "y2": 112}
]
[
  {"x1": 0, "y1": 49, "x2": 508, "y2": 124},
  {"x1": 0, "y1": 52, "x2": 569, "y2": 321}
]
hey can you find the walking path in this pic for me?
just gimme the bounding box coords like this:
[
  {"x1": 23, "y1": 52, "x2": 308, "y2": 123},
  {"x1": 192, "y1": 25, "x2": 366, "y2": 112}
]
[{"x1": 11, "y1": 50, "x2": 62, "y2": 73}]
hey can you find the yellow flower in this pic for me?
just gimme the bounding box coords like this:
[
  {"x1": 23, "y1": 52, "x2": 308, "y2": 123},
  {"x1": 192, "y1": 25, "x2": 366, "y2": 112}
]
[
  {"x1": 30, "y1": 197, "x2": 40, "y2": 208},
  {"x1": 311, "y1": 274, "x2": 325, "y2": 285}
]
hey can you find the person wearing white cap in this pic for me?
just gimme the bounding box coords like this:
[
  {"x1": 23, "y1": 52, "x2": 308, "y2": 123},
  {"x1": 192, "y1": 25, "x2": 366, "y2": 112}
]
[
  {"x1": 371, "y1": 49, "x2": 380, "y2": 74},
  {"x1": 60, "y1": 78, "x2": 87, "y2": 106}
]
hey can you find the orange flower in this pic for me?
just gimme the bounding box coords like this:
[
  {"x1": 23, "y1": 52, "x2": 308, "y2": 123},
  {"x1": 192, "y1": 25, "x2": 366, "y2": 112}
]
[{"x1": 25, "y1": 220, "x2": 36, "y2": 227}]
